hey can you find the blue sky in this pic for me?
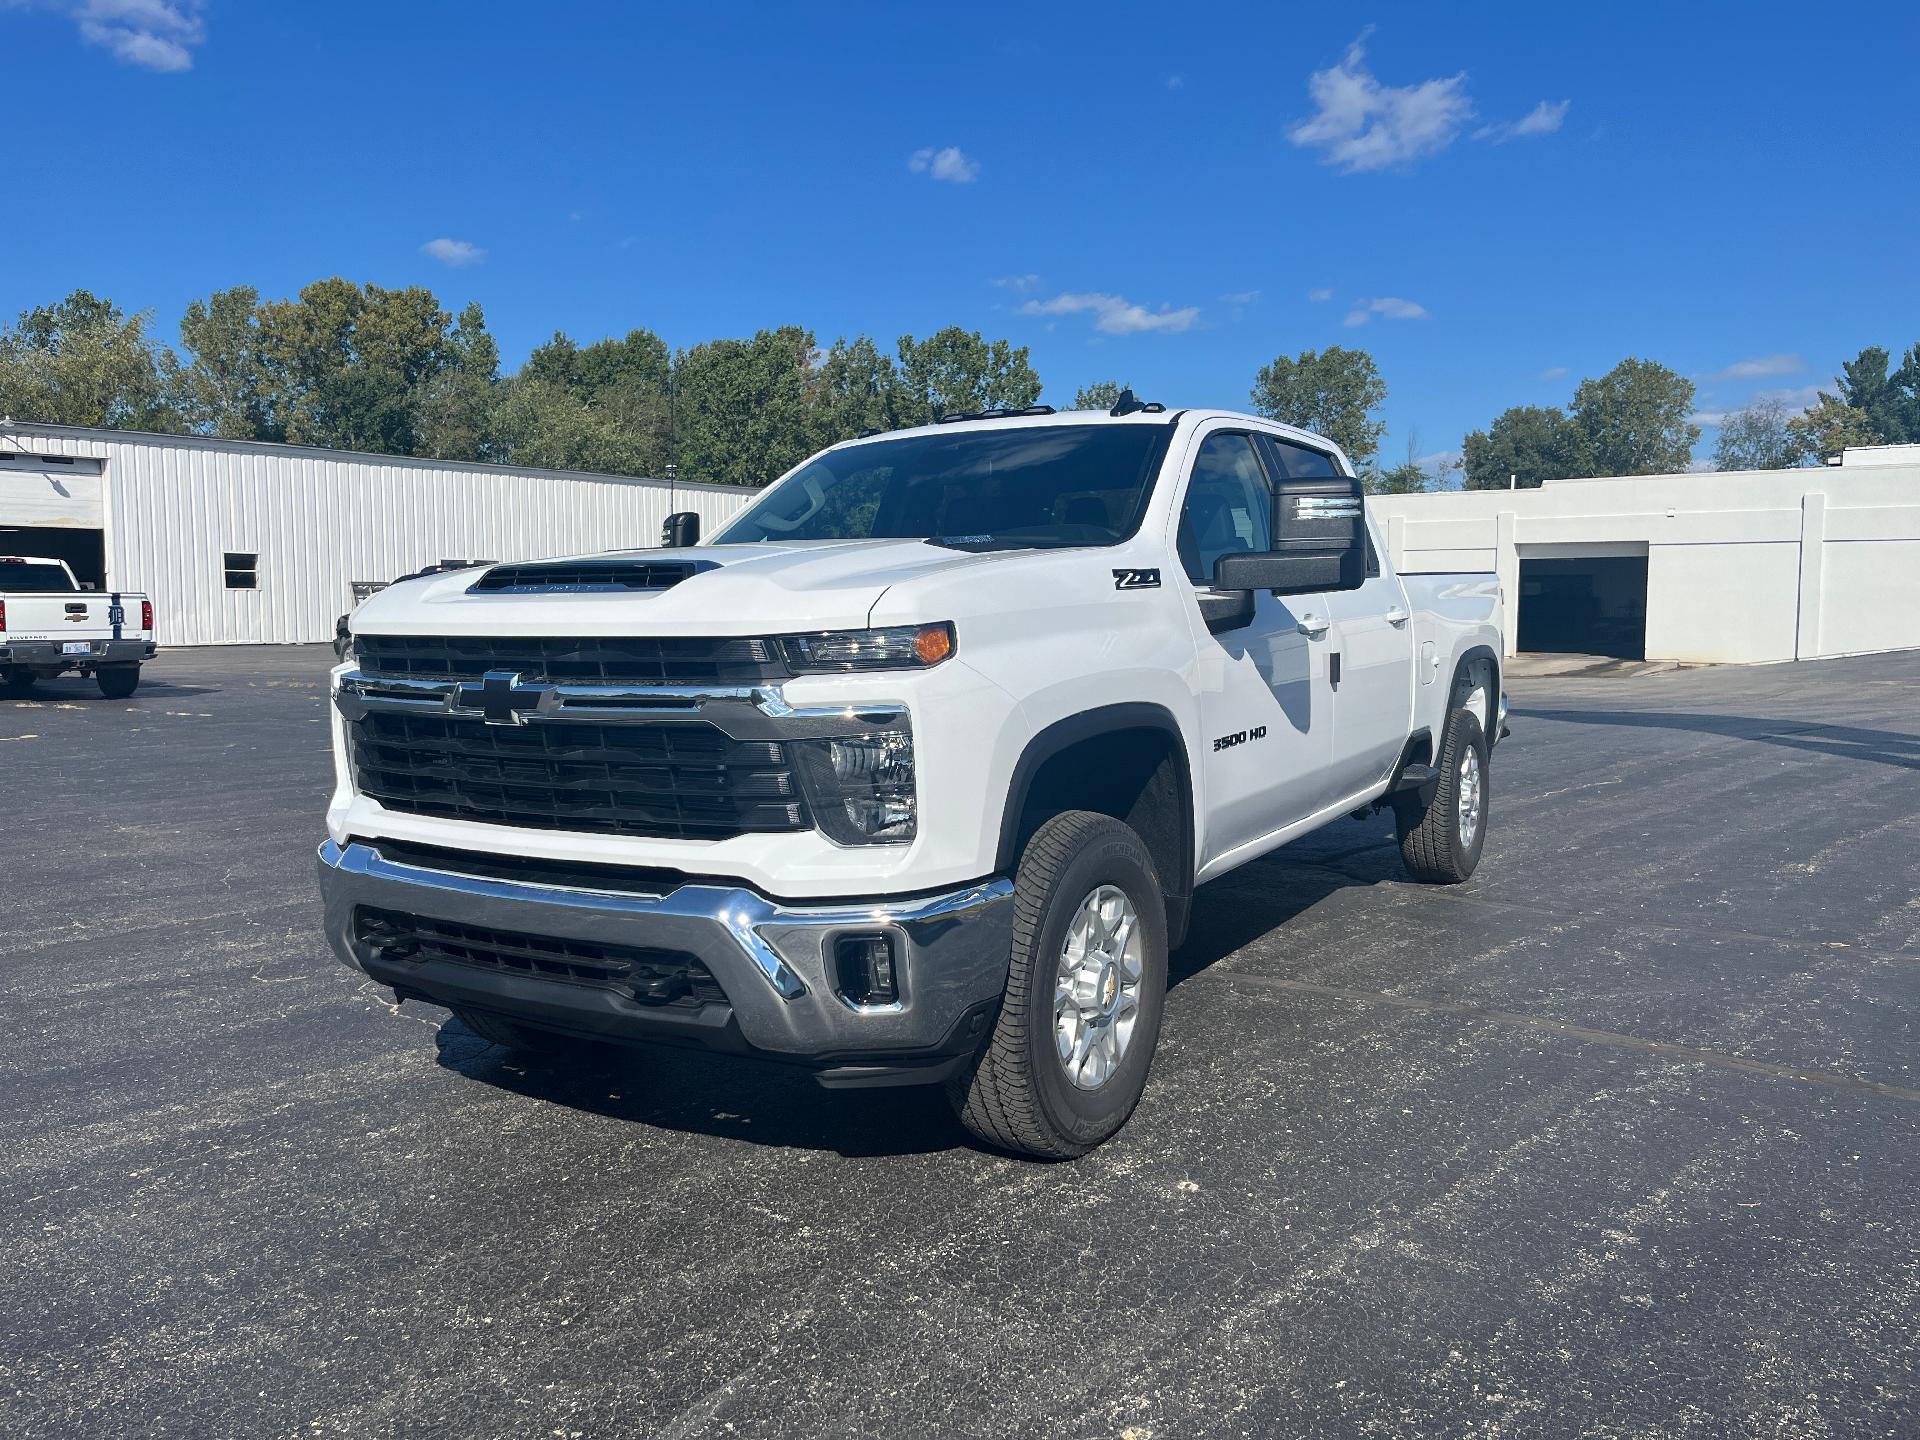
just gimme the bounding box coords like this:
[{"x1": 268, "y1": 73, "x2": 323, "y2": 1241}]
[{"x1": 5, "y1": 1, "x2": 1918, "y2": 474}]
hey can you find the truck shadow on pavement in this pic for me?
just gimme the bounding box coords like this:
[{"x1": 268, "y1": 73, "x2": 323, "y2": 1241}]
[
  {"x1": 1519, "y1": 707, "x2": 1920, "y2": 773},
  {"x1": 429, "y1": 823, "x2": 1405, "y2": 1158},
  {"x1": 5, "y1": 679, "x2": 222, "y2": 702},
  {"x1": 432, "y1": 1020, "x2": 967, "y2": 1159}
]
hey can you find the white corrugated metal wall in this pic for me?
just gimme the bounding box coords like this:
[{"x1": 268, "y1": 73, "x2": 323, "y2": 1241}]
[{"x1": 5, "y1": 427, "x2": 755, "y2": 647}]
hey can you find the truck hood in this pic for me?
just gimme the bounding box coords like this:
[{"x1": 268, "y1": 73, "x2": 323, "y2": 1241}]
[{"x1": 350, "y1": 539, "x2": 1021, "y2": 637}]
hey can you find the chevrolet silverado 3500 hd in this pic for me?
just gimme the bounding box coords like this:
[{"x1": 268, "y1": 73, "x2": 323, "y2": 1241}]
[{"x1": 318, "y1": 401, "x2": 1506, "y2": 1157}]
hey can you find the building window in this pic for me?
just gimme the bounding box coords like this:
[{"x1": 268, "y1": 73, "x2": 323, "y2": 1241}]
[{"x1": 224, "y1": 552, "x2": 258, "y2": 590}]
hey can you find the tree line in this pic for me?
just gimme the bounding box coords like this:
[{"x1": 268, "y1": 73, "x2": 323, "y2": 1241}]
[
  {"x1": 1459, "y1": 345, "x2": 1920, "y2": 491},
  {"x1": 3, "y1": 280, "x2": 1910, "y2": 490},
  {"x1": 0, "y1": 282, "x2": 1048, "y2": 486}
]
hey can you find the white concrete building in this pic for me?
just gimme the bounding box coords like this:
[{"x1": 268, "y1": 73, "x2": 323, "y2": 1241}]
[
  {"x1": 0, "y1": 423, "x2": 754, "y2": 647},
  {"x1": 1370, "y1": 446, "x2": 1920, "y2": 666}
]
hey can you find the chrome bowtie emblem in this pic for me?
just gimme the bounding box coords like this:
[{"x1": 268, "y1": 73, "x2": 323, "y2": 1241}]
[{"x1": 452, "y1": 669, "x2": 549, "y2": 726}]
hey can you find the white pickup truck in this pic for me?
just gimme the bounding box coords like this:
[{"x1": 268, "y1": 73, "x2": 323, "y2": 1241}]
[
  {"x1": 318, "y1": 401, "x2": 1506, "y2": 1157},
  {"x1": 0, "y1": 556, "x2": 156, "y2": 699}
]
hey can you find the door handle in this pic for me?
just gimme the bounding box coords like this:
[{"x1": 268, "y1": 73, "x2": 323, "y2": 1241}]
[
  {"x1": 1296, "y1": 614, "x2": 1330, "y2": 639},
  {"x1": 1384, "y1": 607, "x2": 1410, "y2": 626}
]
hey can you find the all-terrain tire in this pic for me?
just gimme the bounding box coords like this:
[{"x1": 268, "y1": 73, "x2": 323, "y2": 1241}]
[
  {"x1": 449, "y1": 1006, "x2": 579, "y2": 1056},
  {"x1": 96, "y1": 665, "x2": 140, "y2": 699},
  {"x1": 1394, "y1": 706, "x2": 1489, "y2": 883},
  {"x1": 948, "y1": 810, "x2": 1168, "y2": 1160}
]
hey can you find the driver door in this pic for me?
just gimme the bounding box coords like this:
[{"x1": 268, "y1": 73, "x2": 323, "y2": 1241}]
[{"x1": 1177, "y1": 429, "x2": 1335, "y2": 871}]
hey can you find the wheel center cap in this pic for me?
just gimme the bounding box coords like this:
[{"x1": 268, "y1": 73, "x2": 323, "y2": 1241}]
[{"x1": 1098, "y1": 961, "x2": 1118, "y2": 1011}]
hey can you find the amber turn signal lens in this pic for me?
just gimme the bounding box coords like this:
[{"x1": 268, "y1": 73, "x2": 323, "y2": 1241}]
[{"x1": 914, "y1": 624, "x2": 954, "y2": 665}]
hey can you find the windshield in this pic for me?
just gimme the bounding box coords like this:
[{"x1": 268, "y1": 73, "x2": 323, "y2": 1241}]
[
  {"x1": 0, "y1": 561, "x2": 76, "y2": 592},
  {"x1": 713, "y1": 423, "x2": 1176, "y2": 550}
]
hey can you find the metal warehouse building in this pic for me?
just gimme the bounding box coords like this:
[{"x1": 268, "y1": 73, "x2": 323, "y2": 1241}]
[
  {"x1": 1371, "y1": 445, "x2": 1920, "y2": 666},
  {"x1": 0, "y1": 422, "x2": 754, "y2": 647}
]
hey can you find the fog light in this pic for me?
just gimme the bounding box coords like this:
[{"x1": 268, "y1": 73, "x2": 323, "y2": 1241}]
[{"x1": 834, "y1": 932, "x2": 898, "y2": 1008}]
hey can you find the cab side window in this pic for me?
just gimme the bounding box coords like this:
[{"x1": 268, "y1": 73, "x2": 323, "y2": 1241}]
[
  {"x1": 1265, "y1": 439, "x2": 1339, "y2": 478},
  {"x1": 1177, "y1": 433, "x2": 1272, "y2": 585}
]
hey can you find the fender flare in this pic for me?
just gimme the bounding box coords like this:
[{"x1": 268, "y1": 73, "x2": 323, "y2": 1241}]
[
  {"x1": 1450, "y1": 644, "x2": 1501, "y2": 701},
  {"x1": 994, "y1": 702, "x2": 1196, "y2": 896}
]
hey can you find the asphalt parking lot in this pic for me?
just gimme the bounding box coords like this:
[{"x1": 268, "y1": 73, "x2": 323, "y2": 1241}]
[{"x1": 4, "y1": 646, "x2": 1917, "y2": 1438}]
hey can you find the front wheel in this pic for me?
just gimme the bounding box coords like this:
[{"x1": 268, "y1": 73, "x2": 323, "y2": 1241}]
[
  {"x1": 96, "y1": 665, "x2": 140, "y2": 699},
  {"x1": 948, "y1": 810, "x2": 1168, "y2": 1159},
  {"x1": 1394, "y1": 707, "x2": 1489, "y2": 883}
]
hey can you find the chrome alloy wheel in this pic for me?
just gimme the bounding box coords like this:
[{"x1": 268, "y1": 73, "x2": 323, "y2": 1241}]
[
  {"x1": 1457, "y1": 742, "x2": 1484, "y2": 850},
  {"x1": 1054, "y1": 884, "x2": 1144, "y2": 1091}
]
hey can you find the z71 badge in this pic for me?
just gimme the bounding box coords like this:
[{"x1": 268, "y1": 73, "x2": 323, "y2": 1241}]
[{"x1": 1112, "y1": 568, "x2": 1161, "y2": 590}]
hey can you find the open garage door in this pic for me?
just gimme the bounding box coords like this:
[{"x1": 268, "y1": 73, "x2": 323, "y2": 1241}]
[
  {"x1": 0, "y1": 524, "x2": 107, "y2": 589},
  {"x1": 1517, "y1": 556, "x2": 1648, "y2": 660}
]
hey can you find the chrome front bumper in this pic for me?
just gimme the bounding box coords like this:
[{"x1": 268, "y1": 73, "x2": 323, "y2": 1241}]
[{"x1": 316, "y1": 839, "x2": 1014, "y2": 1080}]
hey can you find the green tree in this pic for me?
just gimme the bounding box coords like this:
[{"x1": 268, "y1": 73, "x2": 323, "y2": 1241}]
[
  {"x1": 1249, "y1": 345, "x2": 1387, "y2": 467},
  {"x1": 252, "y1": 277, "x2": 459, "y2": 453},
  {"x1": 1073, "y1": 380, "x2": 1123, "y2": 412},
  {"x1": 1711, "y1": 397, "x2": 1801, "y2": 471},
  {"x1": 895, "y1": 327, "x2": 1042, "y2": 423},
  {"x1": 813, "y1": 335, "x2": 906, "y2": 444},
  {"x1": 489, "y1": 377, "x2": 655, "y2": 474},
  {"x1": 673, "y1": 326, "x2": 821, "y2": 486},
  {"x1": 1368, "y1": 431, "x2": 1434, "y2": 495},
  {"x1": 1794, "y1": 344, "x2": 1920, "y2": 450},
  {"x1": 175, "y1": 285, "x2": 274, "y2": 438},
  {"x1": 511, "y1": 326, "x2": 671, "y2": 473},
  {"x1": 1786, "y1": 396, "x2": 1878, "y2": 464},
  {"x1": 1462, "y1": 405, "x2": 1596, "y2": 490},
  {"x1": 1569, "y1": 358, "x2": 1699, "y2": 476},
  {"x1": 414, "y1": 302, "x2": 501, "y2": 462},
  {"x1": 0, "y1": 290, "x2": 182, "y2": 431}
]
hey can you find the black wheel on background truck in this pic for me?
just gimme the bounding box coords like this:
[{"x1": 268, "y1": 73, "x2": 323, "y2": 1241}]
[
  {"x1": 95, "y1": 665, "x2": 140, "y2": 699},
  {"x1": 1394, "y1": 706, "x2": 1489, "y2": 884},
  {"x1": 0, "y1": 671, "x2": 32, "y2": 699},
  {"x1": 948, "y1": 810, "x2": 1169, "y2": 1160}
]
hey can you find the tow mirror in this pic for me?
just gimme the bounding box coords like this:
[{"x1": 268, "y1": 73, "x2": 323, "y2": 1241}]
[
  {"x1": 1212, "y1": 475, "x2": 1366, "y2": 597},
  {"x1": 661, "y1": 511, "x2": 701, "y2": 548}
]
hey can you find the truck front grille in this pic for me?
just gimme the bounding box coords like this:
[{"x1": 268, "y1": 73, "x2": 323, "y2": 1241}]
[
  {"x1": 353, "y1": 633, "x2": 788, "y2": 686},
  {"x1": 354, "y1": 907, "x2": 729, "y2": 1007},
  {"x1": 348, "y1": 711, "x2": 808, "y2": 840}
]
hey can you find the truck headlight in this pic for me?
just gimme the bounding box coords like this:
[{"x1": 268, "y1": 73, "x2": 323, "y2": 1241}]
[
  {"x1": 782, "y1": 623, "x2": 954, "y2": 672},
  {"x1": 790, "y1": 729, "x2": 917, "y2": 845}
]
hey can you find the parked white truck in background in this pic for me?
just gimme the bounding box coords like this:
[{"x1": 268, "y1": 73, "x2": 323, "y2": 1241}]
[
  {"x1": 318, "y1": 400, "x2": 1507, "y2": 1157},
  {"x1": 0, "y1": 556, "x2": 156, "y2": 698}
]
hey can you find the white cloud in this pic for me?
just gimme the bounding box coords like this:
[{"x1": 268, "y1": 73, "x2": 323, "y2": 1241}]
[
  {"x1": 1308, "y1": 286, "x2": 1334, "y2": 303},
  {"x1": 1344, "y1": 295, "x2": 1428, "y2": 325},
  {"x1": 1474, "y1": 99, "x2": 1571, "y2": 143},
  {"x1": 1219, "y1": 290, "x2": 1261, "y2": 306},
  {"x1": 908, "y1": 146, "x2": 980, "y2": 183},
  {"x1": 1020, "y1": 292, "x2": 1201, "y2": 336},
  {"x1": 1288, "y1": 34, "x2": 1473, "y2": 173},
  {"x1": 1540, "y1": 365, "x2": 1569, "y2": 380},
  {"x1": 993, "y1": 273, "x2": 1042, "y2": 293},
  {"x1": 1165, "y1": 73, "x2": 1185, "y2": 90},
  {"x1": 19, "y1": 0, "x2": 208, "y2": 71},
  {"x1": 1709, "y1": 353, "x2": 1805, "y2": 381},
  {"x1": 421, "y1": 237, "x2": 486, "y2": 267},
  {"x1": 1691, "y1": 384, "x2": 1823, "y2": 429}
]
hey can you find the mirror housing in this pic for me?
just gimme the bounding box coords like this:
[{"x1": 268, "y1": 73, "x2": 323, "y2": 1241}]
[
  {"x1": 661, "y1": 511, "x2": 701, "y2": 548},
  {"x1": 1211, "y1": 475, "x2": 1366, "y2": 597}
]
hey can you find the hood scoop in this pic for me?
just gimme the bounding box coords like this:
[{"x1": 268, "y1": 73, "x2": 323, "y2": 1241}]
[{"x1": 467, "y1": 558, "x2": 714, "y2": 595}]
